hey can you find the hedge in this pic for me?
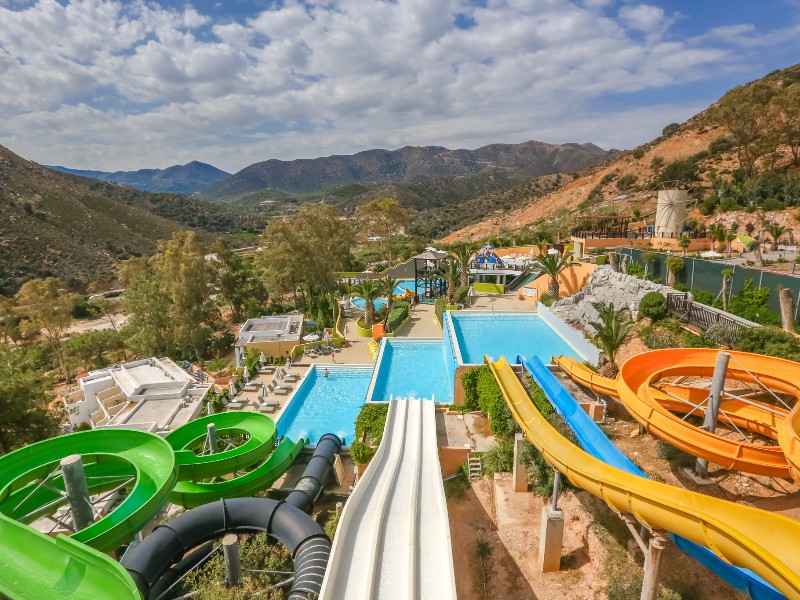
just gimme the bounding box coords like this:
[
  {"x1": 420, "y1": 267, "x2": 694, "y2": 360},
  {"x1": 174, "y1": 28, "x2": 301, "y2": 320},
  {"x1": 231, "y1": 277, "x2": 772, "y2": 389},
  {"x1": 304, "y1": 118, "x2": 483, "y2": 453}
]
[
  {"x1": 386, "y1": 301, "x2": 409, "y2": 332},
  {"x1": 460, "y1": 365, "x2": 517, "y2": 437}
]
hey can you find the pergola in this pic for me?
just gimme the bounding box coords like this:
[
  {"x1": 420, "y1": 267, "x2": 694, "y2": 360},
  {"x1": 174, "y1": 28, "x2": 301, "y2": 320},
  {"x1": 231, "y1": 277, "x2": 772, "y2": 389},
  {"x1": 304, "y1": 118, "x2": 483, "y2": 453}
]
[{"x1": 412, "y1": 250, "x2": 448, "y2": 300}]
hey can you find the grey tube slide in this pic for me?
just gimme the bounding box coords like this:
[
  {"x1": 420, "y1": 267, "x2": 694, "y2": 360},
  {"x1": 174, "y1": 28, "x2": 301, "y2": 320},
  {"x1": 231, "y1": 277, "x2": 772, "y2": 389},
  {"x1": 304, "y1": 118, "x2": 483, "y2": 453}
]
[{"x1": 122, "y1": 433, "x2": 342, "y2": 600}]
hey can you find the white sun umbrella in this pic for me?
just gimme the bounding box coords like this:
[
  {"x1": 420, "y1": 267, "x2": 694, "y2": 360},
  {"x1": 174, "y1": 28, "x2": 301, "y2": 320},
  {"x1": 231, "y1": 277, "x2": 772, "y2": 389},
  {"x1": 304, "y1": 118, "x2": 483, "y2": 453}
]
[
  {"x1": 262, "y1": 383, "x2": 268, "y2": 399},
  {"x1": 242, "y1": 365, "x2": 250, "y2": 382},
  {"x1": 228, "y1": 380, "x2": 237, "y2": 398},
  {"x1": 547, "y1": 248, "x2": 560, "y2": 255},
  {"x1": 259, "y1": 351, "x2": 266, "y2": 365},
  {"x1": 323, "y1": 331, "x2": 332, "y2": 343}
]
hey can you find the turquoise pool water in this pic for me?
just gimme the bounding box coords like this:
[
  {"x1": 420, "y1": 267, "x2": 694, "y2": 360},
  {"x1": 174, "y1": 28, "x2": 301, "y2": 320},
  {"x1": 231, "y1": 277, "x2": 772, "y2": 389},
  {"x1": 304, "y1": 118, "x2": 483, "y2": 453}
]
[
  {"x1": 351, "y1": 280, "x2": 416, "y2": 310},
  {"x1": 449, "y1": 313, "x2": 581, "y2": 364},
  {"x1": 370, "y1": 339, "x2": 453, "y2": 402},
  {"x1": 277, "y1": 365, "x2": 373, "y2": 446}
]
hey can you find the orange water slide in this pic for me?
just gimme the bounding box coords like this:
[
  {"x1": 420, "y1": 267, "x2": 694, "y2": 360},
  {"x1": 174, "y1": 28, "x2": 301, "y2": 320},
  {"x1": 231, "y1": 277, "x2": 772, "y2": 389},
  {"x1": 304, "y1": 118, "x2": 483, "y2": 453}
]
[
  {"x1": 555, "y1": 351, "x2": 800, "y2": 480},
  {"x1": 491, "y1": 356, "x2": 800, "y2": 599}
]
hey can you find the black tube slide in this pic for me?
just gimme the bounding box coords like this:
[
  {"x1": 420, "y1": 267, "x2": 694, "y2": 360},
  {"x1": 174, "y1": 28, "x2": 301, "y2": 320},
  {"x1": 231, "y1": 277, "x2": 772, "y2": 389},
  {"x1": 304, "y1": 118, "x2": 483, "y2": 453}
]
[
  {"x1": 122, "y1": 433, "x2": 342, "y2": 600},
  {"x1": 286, "y1": 433, "x2": 342, "y2": 514}
]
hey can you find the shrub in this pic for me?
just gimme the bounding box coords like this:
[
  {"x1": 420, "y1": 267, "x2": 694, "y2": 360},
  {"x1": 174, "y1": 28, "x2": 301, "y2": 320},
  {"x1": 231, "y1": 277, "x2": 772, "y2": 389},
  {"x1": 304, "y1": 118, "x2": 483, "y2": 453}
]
[
  {"x1": 656, "y1": 440, "x2": 696, "y2": 467},
  {"x1": 616, "y1": 174, "x2": 638, "y2": 190},
  {"x1": 386, "y1": 300, "x2": 409, "y2": 332},
  {"x1": 709, "y1": 135, "x2": 735, "y2": 154},
  {"x1": 638, "y1": 292, "x2": 667, "y2": 321},
  {"x1": 702, "y1": 322, "x2": 739, "y2": 347},
  {"x1": 434, "y1": 296, "x2": 447, "y2": 325},
  {"x1": 462, "y1": 365, "x2": 517, "y2": 437},
  {"x1": 659, "y1": 158, "x2": 699, "y2": 183},
  {"x1": 650, "y1": 155, "x2": 665, "y2": 170},
  {"x1": 453, "y1": 285, "x2": 469, "y2": 305},
  {"x1": 354, "y1": 403, "x2": 389, "y2": 445},
  {"x1": 639, "y1": 325, "x2": 681, "y2": 350},
  {"x1": 632, "y1": 147, "x2": 645, "y2": 159},
  {"x1": 324, "y1": 508, "x2": 341, "y2": 539},
  {"x1": 737, "y1": 326, "x2": 800, "y2": 361},
  {"x1": 539, "y1": 293, "x2": 558, "y2": 307},
  {"x1": 350, "y1": 441, "x2": 376, "y2": 465},
  {"x1": 662, "y1": 122, "x2": 680, "y2": 137},
  {"x1": 460, "y1": 367, "x2": 482, "y2": 412},
  {"x1": 481, "y1": 439, "x2": 515, "y2": 475}
]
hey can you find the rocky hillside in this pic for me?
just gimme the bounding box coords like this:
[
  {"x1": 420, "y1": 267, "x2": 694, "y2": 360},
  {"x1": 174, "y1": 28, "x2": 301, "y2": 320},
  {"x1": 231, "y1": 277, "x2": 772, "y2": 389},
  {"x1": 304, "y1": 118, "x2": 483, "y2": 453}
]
[
  {"x1": 48, "y1": 161, "x2": 230, "y2": 195},
  {"x1": 442, "y1": 64, "x2": 800, "y2": 244},
  {"x1": 201, "y1": 140, "x2": 614, "y2": 199},
  {"x1": 0, "y1": 145, "x2": 260, "y2": 294}
]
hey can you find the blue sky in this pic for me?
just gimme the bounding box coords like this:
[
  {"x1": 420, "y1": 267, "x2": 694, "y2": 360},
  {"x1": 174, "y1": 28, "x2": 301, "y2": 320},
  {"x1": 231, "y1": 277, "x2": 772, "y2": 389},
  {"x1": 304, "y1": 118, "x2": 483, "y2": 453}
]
[{"x1": 1, "y1": 0, "x2": 799, "y2": 173}]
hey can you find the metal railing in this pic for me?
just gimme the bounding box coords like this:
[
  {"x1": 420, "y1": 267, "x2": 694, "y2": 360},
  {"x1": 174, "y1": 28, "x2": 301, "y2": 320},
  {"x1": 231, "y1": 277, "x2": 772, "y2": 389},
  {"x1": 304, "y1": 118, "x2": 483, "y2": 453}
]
[{"x1": 666, "y1": 293, "x2": 755, "y2": 334}]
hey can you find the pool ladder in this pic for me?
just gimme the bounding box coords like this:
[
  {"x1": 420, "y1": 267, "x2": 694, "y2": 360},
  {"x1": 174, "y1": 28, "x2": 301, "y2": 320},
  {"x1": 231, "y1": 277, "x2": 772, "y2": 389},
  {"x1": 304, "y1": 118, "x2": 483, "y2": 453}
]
[{"x1": 467, "y1": 453, "x2": 482, "y2": 480}]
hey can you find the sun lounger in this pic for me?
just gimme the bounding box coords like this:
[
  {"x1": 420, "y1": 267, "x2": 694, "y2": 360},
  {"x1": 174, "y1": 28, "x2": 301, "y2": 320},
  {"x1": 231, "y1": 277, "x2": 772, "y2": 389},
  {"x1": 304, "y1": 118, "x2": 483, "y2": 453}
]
[
  {"x1": 282, "y1": 372, "x2": 300, "y2": 383},
  {"x1": 242, "y1": 382, "x2": 260, "y2": 392},
  {"x1": 267, "y1": 381, "x2": 292, "y2": 395},
  {"x1": 258, "y1": 403, "x2": 277, "y2": 414},
  {"x1": 258, "y1": 365, "x2": 276, "y2": 374},
  {"x1": 226, "y1": 402, "x2": 244, "y2": 410}
]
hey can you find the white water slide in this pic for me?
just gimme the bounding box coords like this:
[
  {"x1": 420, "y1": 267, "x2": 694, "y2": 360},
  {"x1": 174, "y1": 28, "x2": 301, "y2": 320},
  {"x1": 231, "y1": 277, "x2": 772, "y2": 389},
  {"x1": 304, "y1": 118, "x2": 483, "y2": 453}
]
[{"x1": 319, "y1": 398, "x2": 457, "y2": 600}]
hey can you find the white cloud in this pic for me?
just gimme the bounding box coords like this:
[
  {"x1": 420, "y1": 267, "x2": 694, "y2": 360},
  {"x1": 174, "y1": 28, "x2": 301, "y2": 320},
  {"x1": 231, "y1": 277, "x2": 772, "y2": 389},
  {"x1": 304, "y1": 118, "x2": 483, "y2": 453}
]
[{"x1": 0, "y1": 0, "x2": 796, "y2": 172}]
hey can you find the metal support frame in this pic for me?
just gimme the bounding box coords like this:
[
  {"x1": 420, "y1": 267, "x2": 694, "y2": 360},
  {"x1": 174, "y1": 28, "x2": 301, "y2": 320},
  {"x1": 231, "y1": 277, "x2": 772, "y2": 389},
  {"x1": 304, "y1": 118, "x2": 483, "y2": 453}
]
[
  {"x1": 60, "y1": 454, "x2": 94, "y2": 532},
  {"x1": 223, "y1": 533, "x2": 242, "y2": 586},
  {"x1": 695, "y1": 352, "x2": 729, "y2": 478},
  {"x1": 207, "y1": 423, "x2": 219, "y2": 454}
]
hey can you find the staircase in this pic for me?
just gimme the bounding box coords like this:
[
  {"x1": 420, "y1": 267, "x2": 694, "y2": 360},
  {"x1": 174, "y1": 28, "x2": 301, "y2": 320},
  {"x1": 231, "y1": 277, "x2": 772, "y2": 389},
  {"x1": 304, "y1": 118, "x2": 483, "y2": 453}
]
[{"x1": 467, "y1": 454, "x2": 483, "y2": 480}]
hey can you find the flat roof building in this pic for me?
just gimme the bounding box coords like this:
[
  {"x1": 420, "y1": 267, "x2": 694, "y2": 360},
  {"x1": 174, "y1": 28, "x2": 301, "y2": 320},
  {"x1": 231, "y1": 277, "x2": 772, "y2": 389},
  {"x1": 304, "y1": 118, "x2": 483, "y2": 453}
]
[
  {"x1": 234, "y1": 314, "x2": 304, "y2": 365},
  {"x1": 63, "y1": 357, "x2": 211, "y2": 434}
]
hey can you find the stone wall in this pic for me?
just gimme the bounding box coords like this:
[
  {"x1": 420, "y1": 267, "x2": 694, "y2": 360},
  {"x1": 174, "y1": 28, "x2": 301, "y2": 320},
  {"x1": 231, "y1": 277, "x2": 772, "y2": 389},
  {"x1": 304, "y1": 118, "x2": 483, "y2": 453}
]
[{"x1": 550, "y1": 266, "x2": 672, "y2": 333}]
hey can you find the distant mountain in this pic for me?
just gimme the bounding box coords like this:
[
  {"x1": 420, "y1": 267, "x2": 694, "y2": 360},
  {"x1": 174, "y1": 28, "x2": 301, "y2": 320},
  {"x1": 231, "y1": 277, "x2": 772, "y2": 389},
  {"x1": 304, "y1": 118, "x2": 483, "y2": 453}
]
[
  {"x1": 0, "y1": 146, "x2": 260, "y2": 294},
  {"x1": 48, "y1": 161, "x2": 230, "y2": 195},
  {"x1": 200, "y1": 140, "x2": 615, "y2": 199}
]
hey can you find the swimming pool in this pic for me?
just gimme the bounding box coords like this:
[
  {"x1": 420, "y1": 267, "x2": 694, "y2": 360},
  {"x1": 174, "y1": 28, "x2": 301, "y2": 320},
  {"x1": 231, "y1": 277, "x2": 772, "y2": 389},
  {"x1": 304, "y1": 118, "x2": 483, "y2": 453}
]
[
  {"x1": 351, "y1": 280, "x2": 416, "y2": 310},
  {"x1": 277, "y1": 365, "x2": 373, "y2": 446},
  {"x1": 369, "y1": 339, "x2": 453, "y2": 403},
  {"x1": 448, "y1": 312, "x2": 583, "y2": 364}
]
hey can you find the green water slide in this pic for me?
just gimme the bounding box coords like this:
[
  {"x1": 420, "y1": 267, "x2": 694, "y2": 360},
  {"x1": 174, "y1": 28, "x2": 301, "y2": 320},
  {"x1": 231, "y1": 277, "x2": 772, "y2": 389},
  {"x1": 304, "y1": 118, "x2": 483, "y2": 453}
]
[
  {"x1": 170, "y1": 437, "x2": 306, "y2": 508},
  {"x1": 0, "y1": 414, "x2": 305, "y2": 598},
  {"x1": 0, "y1": 429, "x2": 177, "y2": 599}
]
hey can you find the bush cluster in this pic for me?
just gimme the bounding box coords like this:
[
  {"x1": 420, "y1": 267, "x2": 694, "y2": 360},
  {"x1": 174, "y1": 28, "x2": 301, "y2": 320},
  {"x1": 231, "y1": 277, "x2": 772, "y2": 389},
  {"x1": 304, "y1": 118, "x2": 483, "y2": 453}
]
[
  {"x1": 386, "y1": 300, "x2": 409, "y2": 332},
  {"x1": 638, "y1": 292, "x2": 667, "y2": 321},
  {"x1": 434, "y1": 296, "x2": 447, "y2": 325},
  {"x1": 460, "y1": 365, "x2": 517, "y2": 437},
  {"x1": 737, "y1": 326, "x2": 800, "y2": 361}
]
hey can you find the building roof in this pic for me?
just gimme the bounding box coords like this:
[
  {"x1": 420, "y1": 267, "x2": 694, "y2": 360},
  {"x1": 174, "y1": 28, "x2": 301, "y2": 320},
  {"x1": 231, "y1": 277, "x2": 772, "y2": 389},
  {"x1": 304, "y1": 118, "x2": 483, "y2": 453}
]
[
  {"x1": 413, "y1": 250, "x2": 448, "y2": 261},
  {"x1": 236, "y1": 314, "x2": 304, "y2": 347}
]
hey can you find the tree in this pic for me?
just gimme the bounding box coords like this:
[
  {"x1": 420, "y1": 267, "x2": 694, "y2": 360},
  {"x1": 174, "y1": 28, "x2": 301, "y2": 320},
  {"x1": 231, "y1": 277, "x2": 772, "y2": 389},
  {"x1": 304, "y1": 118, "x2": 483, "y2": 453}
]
[
  {"x1": 725, "y1": 230, "x2": 737, "y2": 258},
  {"x1": 766, "y1": 222, "x2": 787, "y2": 251},
  {"x1": 641, "y1": 251, "x2": 657, "y2": 279},
  {"x1": 707, "y1": 82, "x2": 776, "y2": 176},
  {"x1": 439, "y1": 258, "x2": 462, "y2": 304},
  {"x1": 0, "y1": 343, "x2": 62, "y2": 454},
  {"x1": 353, "y1": 280, "x2": 381, "y2": 329},
  {"x1": 450, "y1": 243, "x2": 473, "y2": 288},
  {"x1": 120, "y1": 261, "x2": 173, "y2": 357},
  {"x1": 678, "y1": 235, "x2": 691, "y2": 257},
  {"x1": 589, "y1": 302, "x2": 634, "y2": 378},
  {"x1": 354, "y1": 198, "x2": 409, "y2": 266},
  {"x1": 532, "y1": 252, "x2": 577, "y2": 297},
  {"x1": 745, "y1": 222, "x2": 756, "y2": 237},
  {"x1": 15, "y1": 278, "x2": 81, "y2": 381},
  {"x1": 747, "y1": 239, "x2": 764, "y2": 268},
  {"x1": 66, "y1": 329, "x2": 125, "y2": 371},
  {"x1": 721, "y1": 268, "x2": 733, "y2": 313},
  {"x1": 665, "y1": 256, "x2": 685, "y2": 287},
  {"x1": 707, "y1": 224, "x2": 728, "y2": 253},
  {"x1": 773, "y1": 84, "x2": 800, "y2": 165},
  {"x1": 212, "y1": 238, "x2": 267, "y2": 323},
  {"x1": 381, "y1": 275, "x2": 401, "y2": 324},
  {"x1": 0, "y1": 296, "x2": 20, "y2": 344}
]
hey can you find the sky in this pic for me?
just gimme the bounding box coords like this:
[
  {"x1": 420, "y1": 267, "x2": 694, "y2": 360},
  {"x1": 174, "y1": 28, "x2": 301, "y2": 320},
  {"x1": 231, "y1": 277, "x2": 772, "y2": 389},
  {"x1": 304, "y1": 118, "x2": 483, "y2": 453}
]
[{"x1": 1, "y1": 1, "x2": 800, "y2": 174}]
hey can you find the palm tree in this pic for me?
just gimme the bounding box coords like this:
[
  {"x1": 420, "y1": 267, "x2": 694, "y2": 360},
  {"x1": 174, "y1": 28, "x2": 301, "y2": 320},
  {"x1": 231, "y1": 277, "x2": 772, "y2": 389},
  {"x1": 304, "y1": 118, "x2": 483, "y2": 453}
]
[
  {"x1": 353, "y1": 279, "x2": 381, "y2": 328},
  {"x1": 766, "y1": 223, "x2": 787, "y2": 251},
  {"x1": 589, "y1": 302, "x2": 634, "y2": 378},
  {"x1": 641, "y1": 251, "x2": 657, "y2": 279},
  {"x1": 450, "y1": 243, "x2": 473, "y2": 288},
  {"x1": 381, "y1": 275, "x2": 401, "y2": 324},
  {"x1": 532, "y1": 252, "x2": 577, "y2": 297},
  {"x1": 708, "y1": 223, "x2": 728, "y2": 253},
  {"x1": 678, "y1": 234, "x2": 691, "y2": 256},
  {"x1": 665, "y1": 256, "x2": 684, "y2": 287},
  {"x1": 747, "y1": 239, "x2": 763, "y2": 268},
  {"x1": 440, "y1": 257, "x2": 462, "y2": 304},
  {"x1": 721, "y1": 268, "x2": 733, "y2": 312}
]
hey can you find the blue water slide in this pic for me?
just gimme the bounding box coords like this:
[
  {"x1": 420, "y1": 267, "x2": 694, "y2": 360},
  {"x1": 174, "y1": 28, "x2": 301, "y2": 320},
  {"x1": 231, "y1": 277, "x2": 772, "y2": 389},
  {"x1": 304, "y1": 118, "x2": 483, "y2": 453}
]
[{"x1": 518, "y1": 354, "x2": 783, "y2": 600}]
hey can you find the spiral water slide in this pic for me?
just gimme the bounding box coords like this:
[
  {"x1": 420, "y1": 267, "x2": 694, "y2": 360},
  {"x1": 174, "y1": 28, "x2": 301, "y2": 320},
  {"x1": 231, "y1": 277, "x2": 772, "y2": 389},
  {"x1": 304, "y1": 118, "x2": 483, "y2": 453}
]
[
  {"x1": 490, "y1": 356, "x2": 800, "y2": 599},
  {"x1": 524, "y1": 355, "x2": 781, "y2": 599},
  {"x1": 554, "y1": 350, "x2": 800, "y2": 481},
  {"x1": 0, "y1": 412, "x2": 305, "y2": 599},
  {"x1": 319, "y1": 399, "x2": 457, "y2": 600}
]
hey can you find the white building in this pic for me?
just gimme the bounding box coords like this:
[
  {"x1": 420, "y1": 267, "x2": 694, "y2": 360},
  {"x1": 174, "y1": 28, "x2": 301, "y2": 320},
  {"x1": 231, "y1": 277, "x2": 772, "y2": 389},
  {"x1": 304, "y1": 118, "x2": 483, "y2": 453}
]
[
  {"x1": 63, "y1": 357, "x2": 211, "y2": 434},
  {"x1": 234, "y1": 314, "x2": 304, "y2": 366}
]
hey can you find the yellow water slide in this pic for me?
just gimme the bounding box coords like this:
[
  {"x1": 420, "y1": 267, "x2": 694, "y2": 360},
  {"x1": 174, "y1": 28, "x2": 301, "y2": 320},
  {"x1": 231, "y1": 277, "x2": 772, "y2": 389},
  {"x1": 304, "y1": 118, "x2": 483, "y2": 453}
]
[
  {"x1": 489, "y1": 356, "x2": 800, "y2": 599},
  {"x1": 554, "y1": 351, "x2": 800, "y2": 480}
]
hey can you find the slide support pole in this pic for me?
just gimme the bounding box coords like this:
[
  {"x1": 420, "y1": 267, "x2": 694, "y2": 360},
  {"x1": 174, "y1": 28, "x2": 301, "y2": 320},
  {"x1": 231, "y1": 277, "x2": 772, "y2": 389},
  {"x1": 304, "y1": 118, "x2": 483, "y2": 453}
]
[{"x1": 61, "y1": 454, "x2": 94, "y2": 532}]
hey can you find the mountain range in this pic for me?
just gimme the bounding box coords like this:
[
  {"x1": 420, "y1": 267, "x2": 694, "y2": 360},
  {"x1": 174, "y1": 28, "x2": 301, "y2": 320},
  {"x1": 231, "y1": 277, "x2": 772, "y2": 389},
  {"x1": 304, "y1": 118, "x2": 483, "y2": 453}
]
[
  {"x1": 200, "y1": 140, "x2": 616, "y2": 200},
  {"x1": 48, "y1": 161, "x2": 230, "y2": 195}
]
